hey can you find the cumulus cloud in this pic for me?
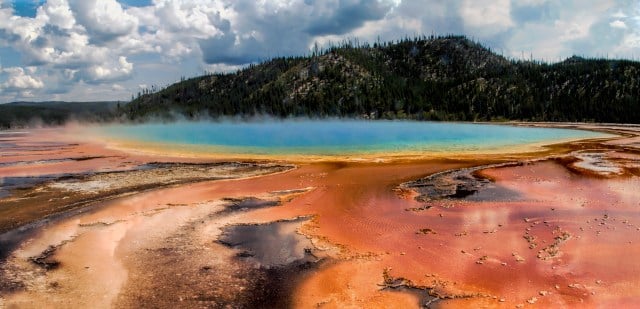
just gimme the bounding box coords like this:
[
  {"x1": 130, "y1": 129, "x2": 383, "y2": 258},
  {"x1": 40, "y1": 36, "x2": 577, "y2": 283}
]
[
  {"x1": 502, "y1": 0, "x2": 630, "y2": 60},
  {"x1": 0, "y1": 66, "x2": 45, "y2": 99},
  {"x1": 2, "y1": 67, "x2": 44, "y2": 90},
  {"x1": 151, "y1": 0, "x2": 224, "y2": 38},
  {"x1": 610, "y1": 20, "x2": 627, "y2": 29},
  {"x1": 0, "y1": 0, "x2": 142, "y2": 96},
  {"x1": 38, "y1": 0, "x2": 75, "y2": 30},
  {"x1": 305, "y1": 0, "x2": 395, "y2": 36},
  {"x1": 460, "y1": 0, "x2": 514, "y2": 36},
  {"x1": 82, "y1": 56, "x2": 133, "y2": 82},
  {"x1": 68, "y1": 0, "x2": 138, "y2": 43},
  {"x1": 197, "y1": 0, "x2": 399, "y2": 65}
]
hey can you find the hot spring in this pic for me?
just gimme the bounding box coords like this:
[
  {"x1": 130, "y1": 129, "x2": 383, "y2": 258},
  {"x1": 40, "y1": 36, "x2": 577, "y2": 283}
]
[{"x1": 90, "y1": 120, "x2": 611, "y2": 157}]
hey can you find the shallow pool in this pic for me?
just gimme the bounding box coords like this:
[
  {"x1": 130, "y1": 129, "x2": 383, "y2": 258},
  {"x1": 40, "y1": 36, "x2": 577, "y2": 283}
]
[{"x1": 94, "y1": 120, "x2": 610, "y2": 156}]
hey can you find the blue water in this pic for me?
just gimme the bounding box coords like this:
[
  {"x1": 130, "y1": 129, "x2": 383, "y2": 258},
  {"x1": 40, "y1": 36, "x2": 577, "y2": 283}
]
[{"x1": 96, "y1": 121, "x2": 609, "y2": 155}]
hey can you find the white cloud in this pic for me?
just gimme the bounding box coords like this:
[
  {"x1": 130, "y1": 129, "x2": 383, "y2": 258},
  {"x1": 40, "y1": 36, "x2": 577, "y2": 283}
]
[
  {"x1": 610, "y1": 20, "x2": 627, "y2": 29},
  {"x1": 555, "y1": 19, "x2": 592, "y2": 41},
  {"x1": 503, "y1": 0, "x2": 625, "y2": 60},
  {"x1": 516, "y1": 0, "x2": 549, "y2": 5},
  {"x1": 0, "y1": 0, "x2": 140, "y2": 87},
  {"x1": 0, "y1": 9, "x2": 43, "y2": 44},
  {"x1": 84, "y1": 56, "x2": 133, "y2": 82},
  {"x1": 151, "y1": 0, "x2": 224, "y2": 38},
  {"x1": 2, "y1": 67, "x2": 44, "y2": 90},
  {"x1": 460, "y1": 0, "x2": 514, "y2": 36},
  {"x1": 612, "y1": 10, "x2": 627, "y2": 19},
  {"x1": 68, "y1": 0, "x2": 138, "y2": 42},
  {"x1": 38, "y1": 0, "x2": 75, "y2": 30},
  {"x1": 507, "y1": 26, "x2": 566, "y2": 60}
]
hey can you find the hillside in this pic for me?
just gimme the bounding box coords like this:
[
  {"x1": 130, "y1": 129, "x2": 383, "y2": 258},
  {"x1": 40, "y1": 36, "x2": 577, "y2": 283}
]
[
  {"x1": 122, "y1": 35, "x2": 637, "y2": 123},
  {"x1": 0, "y1": 101, "x2": 120, "y2": 128}
]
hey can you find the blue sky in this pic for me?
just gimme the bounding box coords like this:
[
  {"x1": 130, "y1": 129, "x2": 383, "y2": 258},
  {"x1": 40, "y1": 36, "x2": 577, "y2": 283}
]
[{"x1": 0, "y1": 0, "x2": 638, "y2": 102}]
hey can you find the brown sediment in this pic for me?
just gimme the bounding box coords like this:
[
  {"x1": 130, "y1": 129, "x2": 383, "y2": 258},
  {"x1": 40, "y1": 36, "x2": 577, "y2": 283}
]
[
  {"x1": 0, "y1": 162, "x2": 292, "y2": 242},
  {"x1": 1, "y1": 123, "x2": 639, "y2": 308},
  {"x1": 0, "y1": 177, "x2": 316, "y2": 308},
  {"x1": 114, "y1": 194, "x2": 326, "y2": 308}
]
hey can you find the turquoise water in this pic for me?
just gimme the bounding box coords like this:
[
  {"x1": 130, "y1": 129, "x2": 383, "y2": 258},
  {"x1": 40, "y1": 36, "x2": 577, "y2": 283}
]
[{"x1": 96, "y1": 121, "x2": 609, "y2": 155}]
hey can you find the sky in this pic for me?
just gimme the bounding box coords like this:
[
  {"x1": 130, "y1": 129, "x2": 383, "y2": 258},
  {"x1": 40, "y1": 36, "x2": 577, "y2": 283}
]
[{"x1": 0, "y1": 0, "x2": 638, "y2": 103}]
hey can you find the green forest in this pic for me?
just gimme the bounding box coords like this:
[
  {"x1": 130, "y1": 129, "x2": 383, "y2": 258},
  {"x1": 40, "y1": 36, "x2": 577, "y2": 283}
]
[
  {"x1": 122, "y1": 35, "x2": 640, "y2": 123},
  {"x1": 0, "y1": 101, "x2": 119, "y2": 129}
]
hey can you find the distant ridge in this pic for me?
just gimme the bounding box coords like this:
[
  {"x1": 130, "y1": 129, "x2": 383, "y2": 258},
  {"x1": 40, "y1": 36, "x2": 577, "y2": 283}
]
[
  {"x1": 122, "y1": 35, "x2": 640, "y2": 123},
  {"x1": 0, "y1": 101, "x2": 119, "y2": 128}
]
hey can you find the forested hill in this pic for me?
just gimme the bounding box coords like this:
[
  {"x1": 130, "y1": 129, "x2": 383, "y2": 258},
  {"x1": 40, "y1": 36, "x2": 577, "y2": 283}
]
[
  {"x1": 0, "y1": 101, "x2": 119, "y2": 128},
  {"x1": 122, "y1": 35, "x2": 640, "y2": 123}
]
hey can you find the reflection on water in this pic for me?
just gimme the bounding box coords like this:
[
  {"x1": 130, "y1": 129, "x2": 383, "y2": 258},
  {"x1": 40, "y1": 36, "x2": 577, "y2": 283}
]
[{"x1": 219, "y1": 217, "x2": 315, "y2": 268}]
